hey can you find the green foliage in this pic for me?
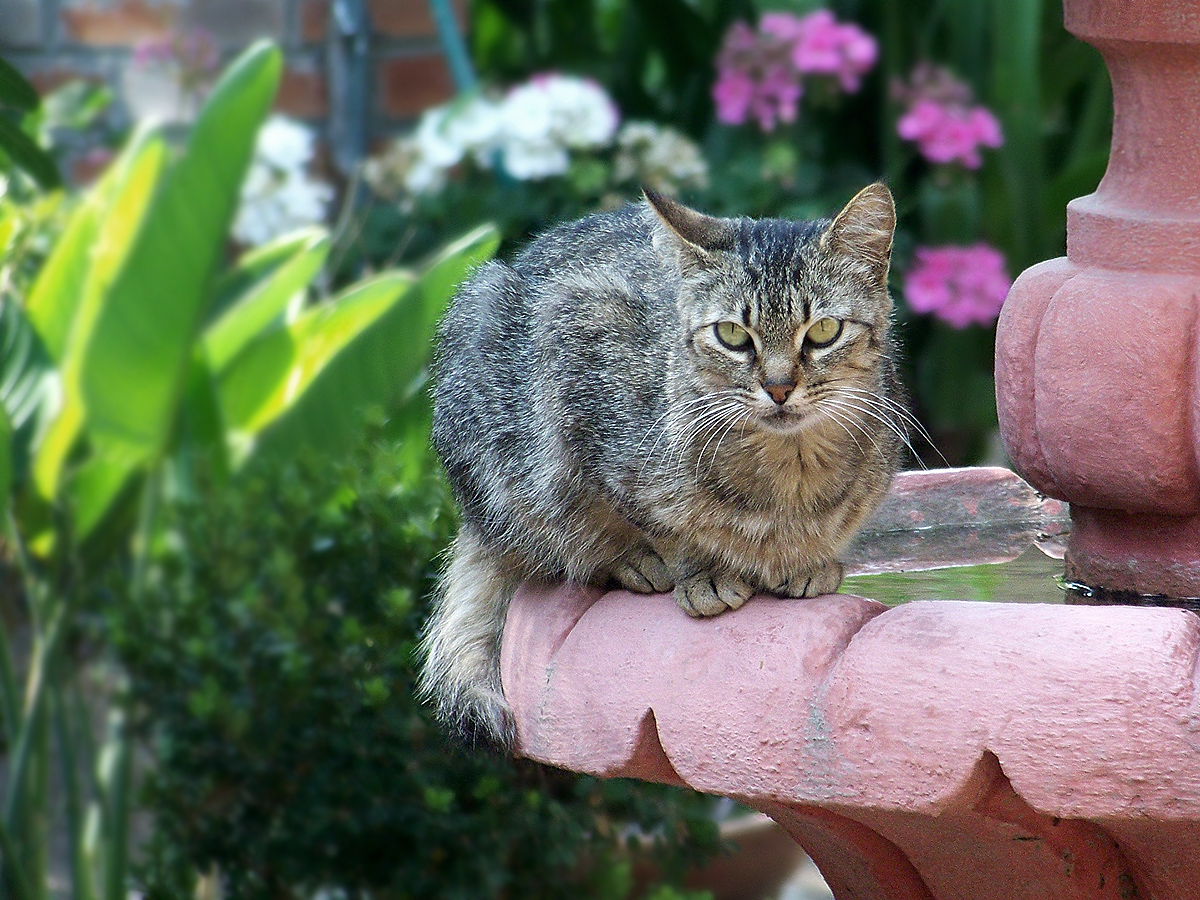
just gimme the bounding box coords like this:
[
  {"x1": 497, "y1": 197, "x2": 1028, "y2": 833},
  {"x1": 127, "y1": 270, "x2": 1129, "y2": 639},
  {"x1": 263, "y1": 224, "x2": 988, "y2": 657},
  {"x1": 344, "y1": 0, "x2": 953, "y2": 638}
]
[
  {"x1": 0, "y1": 40, "x2": 495, "y2": 900},
  {"x1": 111, "y1": 441, "x2": 722, "y2": 900},
  {"x1": 0, "y1": 54, "x2": 61, "y2": 190}
]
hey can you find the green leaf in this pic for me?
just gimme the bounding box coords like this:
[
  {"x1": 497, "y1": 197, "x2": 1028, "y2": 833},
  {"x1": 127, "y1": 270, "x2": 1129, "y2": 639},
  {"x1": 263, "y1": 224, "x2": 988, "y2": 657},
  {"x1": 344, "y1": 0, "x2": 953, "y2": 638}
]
[
  {"x1": 218, "y1": 272, "x2": 417, "y2": 464},
  {"x1": 247, "y1": 225, "x2": 499, "y2": 464},
  {"x1": 176, "y1": 352, "x2": 230, "y2": 486},
  {"x1": 202, "y1": 229, "x2": 330, "y2": 373},
  {"x1": 26, "y1": 127, "x2": 166, "y2": 362},
  {"x1": 69, "y1": 453, "x2": 137, "y2": 541},
  {"x1": 210, "y1": 225, "x2": 327, "y2": 320},
  {"x1": 0, "y1": 403, "x2": 12, "y2": 519},
  {"x1": 78, "y1": 41, "x2": 282, "y2": 471},
  {"x1": 0, "y1": 56, "x2": 39, "y2": 112},
  {"x1": 26, "y1": 129, "x2": 167, "y2": 504},
  {"x1": 0, "y1": 113, "x2": 60, "y2": 189}
]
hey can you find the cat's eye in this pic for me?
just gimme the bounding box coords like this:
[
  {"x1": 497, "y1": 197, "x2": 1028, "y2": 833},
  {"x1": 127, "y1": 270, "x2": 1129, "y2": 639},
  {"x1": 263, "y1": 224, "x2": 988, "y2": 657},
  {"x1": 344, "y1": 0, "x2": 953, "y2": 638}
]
[
  {"x1": 805, "y1": 317, "x2": 843, "y2": 348},
  {"x1": 714, "y1": 321, "x2": 753, "y2": 351}
]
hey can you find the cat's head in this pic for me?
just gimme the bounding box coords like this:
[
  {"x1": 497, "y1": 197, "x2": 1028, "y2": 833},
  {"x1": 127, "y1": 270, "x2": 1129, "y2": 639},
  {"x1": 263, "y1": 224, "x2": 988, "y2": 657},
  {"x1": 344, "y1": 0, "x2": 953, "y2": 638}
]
[{"x1": 645, "y1": 184, "x2": 898, "y2": 439}]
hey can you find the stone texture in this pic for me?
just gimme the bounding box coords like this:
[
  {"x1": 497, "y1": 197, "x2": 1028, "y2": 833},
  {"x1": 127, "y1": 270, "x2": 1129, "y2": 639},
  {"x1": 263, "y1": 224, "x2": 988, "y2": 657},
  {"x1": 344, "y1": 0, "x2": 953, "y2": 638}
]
[
  {"x1": 377, "y1": 52, "x2": 453, "y2": 118},
  {"x1": 844, "y1": 466, "x2": 1069, "y2": 574},
  {"x1": 277, "y1": 62, "x2": 327, "y2": 117},
  {"x1": 298, "y1": 0, "x2": 327, "y2": 42},
  {"x1": 59, "y1": 0, "x2": 177, "y2": 45},
  {"x1": 502, "y1": 582, "x2": 1200, "y2": 899},
  {"x1": 367, "y1": 0, "x2": 466, "y2": 39}
]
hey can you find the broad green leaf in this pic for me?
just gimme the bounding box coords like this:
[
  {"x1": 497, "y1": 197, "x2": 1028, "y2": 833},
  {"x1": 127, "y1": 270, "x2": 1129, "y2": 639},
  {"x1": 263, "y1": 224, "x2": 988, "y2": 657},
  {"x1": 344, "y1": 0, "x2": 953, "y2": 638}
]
[
  {"x1": 218, "y1": 272, "x2": 415, "y2": 463},
  {"x1": 70, "y1": 453, "x2": 137, "y2": 541},
  {"x1": 176, "y1": 351, "x2": 230, "y2": 486},
  {"x1": 248, "y1": 225, "x2": 499, "y2": 463},
  {"x1": 202, "y1": 229, "x2": 330, "y2": 373},
  {"x1": 0, "y1": 56, "x2": 38, "y2": 112},
  {"x1": 26, "y1": 127, "x2": 165, "y2": 362},
  {"x1": 27, "y1": 130, "x2": 167, "y2": 503},
  {"x1": 209, "y1": 225, "x2": 326, "y2": 320},
  {"x1": 0, "y1": 404, "x2": 12, "y2": 521},
  {"x1": 78, "y1": 40, "x2": 281, "y2": 470},
  {"x1": 0, "y1": 114, "x2": 60, "y2": 190}
]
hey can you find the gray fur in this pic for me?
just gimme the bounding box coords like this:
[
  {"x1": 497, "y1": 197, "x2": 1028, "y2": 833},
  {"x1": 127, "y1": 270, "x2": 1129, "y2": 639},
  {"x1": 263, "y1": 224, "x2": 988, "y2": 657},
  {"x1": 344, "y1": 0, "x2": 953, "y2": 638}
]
[{"x1": 421, "y1": 184, "x2": 907, "y2": 748}]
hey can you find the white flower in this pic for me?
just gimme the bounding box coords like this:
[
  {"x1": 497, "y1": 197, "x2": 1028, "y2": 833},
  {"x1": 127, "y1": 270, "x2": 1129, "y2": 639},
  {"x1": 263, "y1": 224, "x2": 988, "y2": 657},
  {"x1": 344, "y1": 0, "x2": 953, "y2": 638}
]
[
  {"x1": 612, "y1": 120, "x2": 708, "y2": 193},
  {"x1": 501, "y1": 75, "x2": 618, "y2": 154},
  {"x1": 501, "y1": 138, "x2": 570, "y2": 180},
  {"x1": 255, "y1": 116, "x2": 317, "y2": 170},
  {"x1": 362, "y1": 73, "x2": 624, "y2": 196},
  {"x1": 412, "y1": 106, "x2": 467, "y2": 169},
  {"x1": 233, "y1": 115, "x2": 333, "y2": 246},
  {"x1": 541, "y1": 75, "x2": 619, "y2": 149},
  {"x1": 443, "y1": 94, "x2": 504, "y2": 164}
]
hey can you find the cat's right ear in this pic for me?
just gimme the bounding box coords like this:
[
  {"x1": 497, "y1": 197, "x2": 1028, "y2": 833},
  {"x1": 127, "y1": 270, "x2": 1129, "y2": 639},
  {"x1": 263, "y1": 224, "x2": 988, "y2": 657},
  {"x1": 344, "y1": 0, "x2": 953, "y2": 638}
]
[{"x1": 644, "y1": 189, "x2": 734, "y2": 269}]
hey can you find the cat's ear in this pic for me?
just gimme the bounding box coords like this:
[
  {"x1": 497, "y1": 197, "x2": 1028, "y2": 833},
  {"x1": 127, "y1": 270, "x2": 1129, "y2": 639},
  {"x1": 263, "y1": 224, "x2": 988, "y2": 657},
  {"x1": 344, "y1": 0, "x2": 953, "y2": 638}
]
[
  {"x1": 644, "y1": 189, "x2": 734, "y2": 264},
  {"x1": 821, "y1": 182, "x2": 895, "y2": 280}
]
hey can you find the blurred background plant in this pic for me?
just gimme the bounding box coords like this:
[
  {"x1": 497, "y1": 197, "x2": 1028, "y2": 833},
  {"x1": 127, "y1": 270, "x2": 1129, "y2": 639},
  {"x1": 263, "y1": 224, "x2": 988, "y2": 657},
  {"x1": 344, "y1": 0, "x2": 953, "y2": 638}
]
[
  {"x1": 0, "y1": 0, "x2": 1112, "y2": 897},
  {"x1": 349, "y1": 0, "x2": 1110, "y2": 463}
]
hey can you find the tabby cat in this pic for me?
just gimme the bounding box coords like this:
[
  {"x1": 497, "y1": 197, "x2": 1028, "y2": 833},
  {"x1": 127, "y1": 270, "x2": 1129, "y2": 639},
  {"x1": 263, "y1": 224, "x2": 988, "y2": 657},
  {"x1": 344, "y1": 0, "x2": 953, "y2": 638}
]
[{"x1": 422, "y1": 183, "x2": 907, "y2": 748}]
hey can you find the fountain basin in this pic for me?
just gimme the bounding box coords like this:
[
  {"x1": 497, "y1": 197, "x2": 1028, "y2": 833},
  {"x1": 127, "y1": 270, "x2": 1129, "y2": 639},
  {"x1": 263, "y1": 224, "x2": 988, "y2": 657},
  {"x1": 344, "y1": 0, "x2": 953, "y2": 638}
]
[{"x1": 502, "y1": 577, "x2": 1200, "y2": 899}]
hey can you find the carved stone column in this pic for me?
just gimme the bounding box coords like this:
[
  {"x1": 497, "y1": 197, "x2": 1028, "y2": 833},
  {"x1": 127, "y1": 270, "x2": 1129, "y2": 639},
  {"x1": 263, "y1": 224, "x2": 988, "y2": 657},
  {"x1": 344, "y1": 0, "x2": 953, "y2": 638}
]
[{"x1": 995, "y1": 0, "x2": 1200, "y2": 598}]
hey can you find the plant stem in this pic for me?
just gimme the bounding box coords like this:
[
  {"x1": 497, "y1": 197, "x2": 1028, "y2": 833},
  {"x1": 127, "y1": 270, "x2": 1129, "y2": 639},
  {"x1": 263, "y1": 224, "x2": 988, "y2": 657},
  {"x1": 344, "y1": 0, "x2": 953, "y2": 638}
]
[
  {"x1": 0, "y1": 815, "x2": 35, "y2": 900},
  {"x1": 54, "y1": 685, "x2": 98, "y2": 900}
]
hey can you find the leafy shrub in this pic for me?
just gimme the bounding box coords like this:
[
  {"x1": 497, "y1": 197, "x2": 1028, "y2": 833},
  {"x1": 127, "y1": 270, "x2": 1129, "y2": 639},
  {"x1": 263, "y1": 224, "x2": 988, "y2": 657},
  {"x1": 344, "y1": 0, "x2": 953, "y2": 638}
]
[{"x1": 111, "y1": 441, "x2": 722, "y2": 900}]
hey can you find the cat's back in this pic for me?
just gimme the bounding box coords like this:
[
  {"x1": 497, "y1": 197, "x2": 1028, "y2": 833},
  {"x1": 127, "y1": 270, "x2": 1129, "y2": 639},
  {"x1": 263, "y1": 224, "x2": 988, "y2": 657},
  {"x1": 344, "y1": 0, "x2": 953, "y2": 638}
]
[{"x1": 432, "y1": 202, "x2": 673, "y2": 521}]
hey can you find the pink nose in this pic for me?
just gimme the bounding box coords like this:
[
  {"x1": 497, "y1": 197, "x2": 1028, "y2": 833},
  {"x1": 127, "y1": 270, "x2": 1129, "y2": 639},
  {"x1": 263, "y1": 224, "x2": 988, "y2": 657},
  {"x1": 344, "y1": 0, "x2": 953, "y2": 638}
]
[{"x1": 765, "y1": 382, "x2": 794, "y2": 405}]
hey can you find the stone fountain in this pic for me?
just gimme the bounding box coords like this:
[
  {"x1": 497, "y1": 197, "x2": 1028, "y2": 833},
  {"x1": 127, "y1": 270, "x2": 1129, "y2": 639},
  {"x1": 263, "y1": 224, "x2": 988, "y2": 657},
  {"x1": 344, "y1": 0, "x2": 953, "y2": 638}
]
[{"x1": 500, "y1": 2, "x2": 1200, "y2": 896}]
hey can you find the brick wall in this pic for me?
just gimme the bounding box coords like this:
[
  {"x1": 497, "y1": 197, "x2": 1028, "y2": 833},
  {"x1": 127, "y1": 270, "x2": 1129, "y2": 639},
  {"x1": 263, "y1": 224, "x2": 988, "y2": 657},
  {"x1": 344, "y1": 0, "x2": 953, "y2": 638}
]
[{"x1": 0, "y1": 0, "x2": 466, "y2": 178}]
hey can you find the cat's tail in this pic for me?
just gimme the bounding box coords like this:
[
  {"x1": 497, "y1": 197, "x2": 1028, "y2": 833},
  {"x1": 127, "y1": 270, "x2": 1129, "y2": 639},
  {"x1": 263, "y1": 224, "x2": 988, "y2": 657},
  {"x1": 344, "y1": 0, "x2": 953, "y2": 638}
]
[{"x1": 418, "y1": 525, "x2": 522, "y2": 750}]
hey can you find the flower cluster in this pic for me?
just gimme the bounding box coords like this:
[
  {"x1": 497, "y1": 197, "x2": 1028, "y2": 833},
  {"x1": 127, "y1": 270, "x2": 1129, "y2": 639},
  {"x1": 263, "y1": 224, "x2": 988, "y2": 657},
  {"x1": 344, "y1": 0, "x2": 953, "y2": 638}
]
[
  {"x1": 233, "y1": 116, "x2": 334, "y2": 247},
  {"x1": 903, "y1": 244, "x2": 1012, "y2": 328},
  {"x1": 712, "y1": 9, "x2": 877, "y2": 132},
  {"x1": 894, "y1": 64, "x2": 1003, "y2": 169},
  {"x1": 364, "y1": 75, "x2": 707, "y2": 206},
  {"x1": 365, "y1": 74, "x2": 619, "y2": 200},
  {"x1": 611, "y1": 121, "x2": 708, "y2": 195}
]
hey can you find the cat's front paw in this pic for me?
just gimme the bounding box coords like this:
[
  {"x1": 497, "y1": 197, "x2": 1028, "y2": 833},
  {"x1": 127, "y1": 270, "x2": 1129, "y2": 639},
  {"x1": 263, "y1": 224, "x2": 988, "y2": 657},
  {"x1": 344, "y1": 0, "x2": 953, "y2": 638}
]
[
  {"x1": 773, "y1": 560, "x2": 845, "y2": 598},
  {"x1": 674, "y1": 571, "x2": 754, "y2": 617},
  {"x1": 611, "y1": 547, "x2": 674, "y2": 593}
]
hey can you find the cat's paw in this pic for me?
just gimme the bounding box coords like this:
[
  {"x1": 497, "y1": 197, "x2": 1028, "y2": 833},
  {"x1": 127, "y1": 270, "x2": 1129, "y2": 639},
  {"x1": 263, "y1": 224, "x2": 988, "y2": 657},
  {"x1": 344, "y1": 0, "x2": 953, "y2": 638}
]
[
  {"x1": 674, "y1": 571, "x2": 754, "y2": 617},
  {"x1": 773, "y1": 560, "x2": 845, "y2": 598},
  {"x1": 611, "y1": 548, "x2": 674, "y2": 593}
]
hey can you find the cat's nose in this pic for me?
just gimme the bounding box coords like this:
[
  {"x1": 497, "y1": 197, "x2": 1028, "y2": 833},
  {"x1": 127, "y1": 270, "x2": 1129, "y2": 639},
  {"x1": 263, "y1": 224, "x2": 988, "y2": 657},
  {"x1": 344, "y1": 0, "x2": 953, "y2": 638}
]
[{"x1": 764, "y1": 382, "x2": 794, "y2": 405}]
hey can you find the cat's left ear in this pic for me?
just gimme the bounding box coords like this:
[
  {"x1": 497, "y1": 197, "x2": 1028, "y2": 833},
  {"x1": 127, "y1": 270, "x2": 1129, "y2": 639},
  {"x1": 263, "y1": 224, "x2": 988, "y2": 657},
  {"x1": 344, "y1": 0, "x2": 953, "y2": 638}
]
[
  {"x1": 644, "y1": 189, "x2": 735, "y2": 266},
  {"x1": 821, "y1": 182, "x2": 896, "y2": 281}
]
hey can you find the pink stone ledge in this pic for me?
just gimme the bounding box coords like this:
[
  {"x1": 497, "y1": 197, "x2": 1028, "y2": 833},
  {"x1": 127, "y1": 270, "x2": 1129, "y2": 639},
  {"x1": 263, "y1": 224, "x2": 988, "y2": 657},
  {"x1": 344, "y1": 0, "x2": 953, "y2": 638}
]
[{"x1": 502, "y1": 585, "x2": 1200, "y2": 900}]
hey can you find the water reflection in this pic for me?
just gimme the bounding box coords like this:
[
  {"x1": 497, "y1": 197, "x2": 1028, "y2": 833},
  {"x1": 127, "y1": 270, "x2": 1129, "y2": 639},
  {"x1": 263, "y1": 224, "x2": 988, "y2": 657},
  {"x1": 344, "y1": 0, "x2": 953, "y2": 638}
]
[{"x1": 843, "y1": 544, "x2": 1067, "y2": 608}]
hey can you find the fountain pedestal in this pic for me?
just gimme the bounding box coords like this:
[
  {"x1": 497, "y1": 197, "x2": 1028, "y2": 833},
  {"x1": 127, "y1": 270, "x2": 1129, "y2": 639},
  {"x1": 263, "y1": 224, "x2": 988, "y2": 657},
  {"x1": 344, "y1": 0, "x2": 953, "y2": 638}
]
[{"x1": 995, "y1": 0, "x2": 1200, "y2": 598}]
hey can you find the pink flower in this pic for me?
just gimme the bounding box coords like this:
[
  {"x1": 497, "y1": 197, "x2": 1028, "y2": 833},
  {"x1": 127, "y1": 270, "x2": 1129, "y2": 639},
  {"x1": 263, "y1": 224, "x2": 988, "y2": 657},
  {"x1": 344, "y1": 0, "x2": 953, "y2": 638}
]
[
  {"x1": 713, "y1": 67, "x2": 756, "y2": 125},
  {"x1": 894, "y1": 66, "x2": 1003, "y2": 169},
  {"x1": 903, "y1": 244, "x2": 1012, "y2": 328},
  {"x1": 712, "y1": 10, "x2": 876, "y2": 132},
  {"x1": 789, "y1": 10, "x2": 877, "y2": 91}
]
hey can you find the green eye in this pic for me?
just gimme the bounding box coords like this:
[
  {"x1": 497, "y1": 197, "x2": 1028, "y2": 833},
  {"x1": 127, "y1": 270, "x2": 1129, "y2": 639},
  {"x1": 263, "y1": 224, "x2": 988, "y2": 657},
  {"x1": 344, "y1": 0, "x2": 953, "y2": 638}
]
[
  {"x1": 715, "y1": 321, "x2": 752, "y2": 350},
  {"x1": 805, "y1": 317, "x2": 843, "y2": 348}
]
